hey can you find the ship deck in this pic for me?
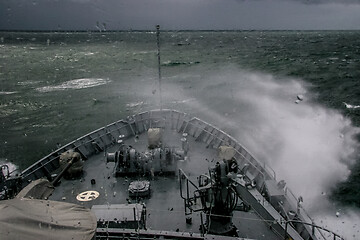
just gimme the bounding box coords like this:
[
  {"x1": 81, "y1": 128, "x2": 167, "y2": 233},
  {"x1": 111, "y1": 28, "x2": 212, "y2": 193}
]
[
  {"x1": 18, "y1": 110, "x2": 322, "y2": 240},
  {"x1": 48, "y1": 123, "x2": 281, "y2": 240}
]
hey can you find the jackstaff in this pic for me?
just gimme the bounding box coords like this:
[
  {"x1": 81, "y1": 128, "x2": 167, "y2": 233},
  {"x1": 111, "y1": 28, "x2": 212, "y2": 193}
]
[{"x1": 156, "y1": 25, "x2": 162, "y2": 112}]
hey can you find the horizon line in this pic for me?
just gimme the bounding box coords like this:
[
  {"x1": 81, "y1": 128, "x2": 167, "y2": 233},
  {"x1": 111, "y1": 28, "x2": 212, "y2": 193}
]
[{"x1": 1, "y1": 29, "x2": 360, "y2": 33}]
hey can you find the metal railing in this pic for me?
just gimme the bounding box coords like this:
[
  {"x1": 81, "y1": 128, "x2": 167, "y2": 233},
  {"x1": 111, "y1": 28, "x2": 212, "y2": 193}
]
[
  {"x1": 284, "y1": 220, "x2": 344, "y2": 240},
  {"x1": 21, "y1": 109, "x2": 293, "y2": 214},
  {"x1": 15, "y1": 109, "x2": 343, "y2": 240}
]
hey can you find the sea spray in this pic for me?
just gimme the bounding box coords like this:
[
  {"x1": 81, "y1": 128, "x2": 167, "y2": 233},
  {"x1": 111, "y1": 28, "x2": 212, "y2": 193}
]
[{"x1": 134, "y1": 66, "x2": 360, "y2": 239}]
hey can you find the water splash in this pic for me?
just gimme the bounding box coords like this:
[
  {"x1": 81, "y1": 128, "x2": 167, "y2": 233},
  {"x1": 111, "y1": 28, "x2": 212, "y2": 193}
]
[
  {"x1": 143, "y1": 66, "x2": 360, "y2": 239},
  {"x1": 0, "y1": 159, "x2": 19, "y2": 175}
]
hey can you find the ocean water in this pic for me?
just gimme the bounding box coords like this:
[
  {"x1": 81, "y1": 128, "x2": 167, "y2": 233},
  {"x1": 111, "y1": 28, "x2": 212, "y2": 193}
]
[{"x1": 1, "y1": 31, "x2": 360, "y2": 238}]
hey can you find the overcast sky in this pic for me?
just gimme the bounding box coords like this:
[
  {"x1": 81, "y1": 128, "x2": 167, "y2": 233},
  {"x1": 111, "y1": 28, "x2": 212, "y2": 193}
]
[{"x1": 1, "y1": 0, "x2": 360, "y2": 30}]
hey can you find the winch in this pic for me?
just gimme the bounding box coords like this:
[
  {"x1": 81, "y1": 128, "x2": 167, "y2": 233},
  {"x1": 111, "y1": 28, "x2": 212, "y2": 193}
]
[{"x1": 107, "y1": 146, "x2": 184, "y2": 177}]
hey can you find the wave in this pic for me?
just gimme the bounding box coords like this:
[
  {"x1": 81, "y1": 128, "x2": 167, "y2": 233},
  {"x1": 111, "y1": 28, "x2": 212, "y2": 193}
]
[
  {"x1": 126, "y1": 101, "x2": 144, "y2": 108},
  {"x1": 36, "y1": 78, "x2": 111, "y2": 92},
  {"x1": 343, "y1": 102, "x2": 360, "y2": 109},
  {"x1": 147, "y1": 67, "x2": 360, "y2": 239},
  {"x1": 0, "y1": 91, "x2": 17, "y2": 95},
  {"x1": 162, "y1": 60, "x2": 200, "y2": 66}
]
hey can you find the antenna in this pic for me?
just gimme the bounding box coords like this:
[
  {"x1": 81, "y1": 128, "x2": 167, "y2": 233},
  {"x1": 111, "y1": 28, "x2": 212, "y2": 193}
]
[{"x1": 156, "y1": 25, "x2": 162, "y2": 112}]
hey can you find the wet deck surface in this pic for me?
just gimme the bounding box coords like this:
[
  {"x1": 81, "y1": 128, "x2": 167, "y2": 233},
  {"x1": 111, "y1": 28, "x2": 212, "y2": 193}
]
[{"x1": 49, "y1": 129, "x2": 281, "y2": 240}]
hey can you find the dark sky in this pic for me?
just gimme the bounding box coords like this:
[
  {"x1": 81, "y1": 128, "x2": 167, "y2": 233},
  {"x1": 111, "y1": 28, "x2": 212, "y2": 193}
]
[{"x1": 1, "y1": 0, "x2": 360, "y2": 30}]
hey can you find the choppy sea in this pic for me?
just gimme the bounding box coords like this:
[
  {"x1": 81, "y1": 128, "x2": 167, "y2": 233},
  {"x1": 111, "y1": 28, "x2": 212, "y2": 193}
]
[{"x1": 1, "y1": 31, "x2": 360, "y2": 238}]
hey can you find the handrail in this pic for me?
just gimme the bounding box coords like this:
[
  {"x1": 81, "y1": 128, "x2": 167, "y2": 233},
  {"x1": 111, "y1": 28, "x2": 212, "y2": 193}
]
[
  {"x1": 285, "y1": 188, "x2": 313, "y2": 222},
  {"x1": 174, "y1": 116, "x2": 271, "y2": 192},
  {"x1": 184, "y1": 115, "x2": 278, "y2": 180},
  {"x1": 21, "y1": 109, "x2": 277, "y2": 204},
  {"x1": 284, "y1": 187, "x2": 328, "y2": 240},
  {"x1": 21, "y1": 118, "x2": 135, "y2": 179},
  {"x1": 284, "y1": 220, "x2": 344, "y2": 240},
  {"x1": 16, "y1": 109, "x2": 334, "y2": 240},
  {"x1": 179, "y1": 168, "x2": 205, "y2": 215},
  {"x1": 179, "y1": 168, "x2": 199, "y2": 201},
  {"x1": 21, "y1": 155, "x2": 59, "y2": 179},
  {"x1": 135, "y1": 109, "x2": 279, "y2": 180},
  {"x1": 177, "y1": 117, "x2": 270, "y2": 179}
]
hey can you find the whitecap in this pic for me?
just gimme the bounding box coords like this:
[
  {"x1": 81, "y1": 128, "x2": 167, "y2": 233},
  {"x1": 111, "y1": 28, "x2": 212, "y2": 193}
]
[
  {"x1": 126, "y1": 101, "x2": 144, "y2": 108},
  {"x1": 32, "y1": 123, "x2": 57, "y2": 128},
  {"x1": 84, "y1": 52, "x2": 96, "y2": 56},
  {"x1": 343, "y1": 102, "x2": 360, "y2": 109},
  {"x1": 17, "y1": 80, "x2": 41, "y2": 86},
  {"x1": 171, "y1": 98, "x2": 195, "y2": 104},
  {"x1": 36, "y1": 78, "x2": 111, "y2": 92},
  {"x1": 0, "y1": 91, "x2": 17, "y2": 95}
]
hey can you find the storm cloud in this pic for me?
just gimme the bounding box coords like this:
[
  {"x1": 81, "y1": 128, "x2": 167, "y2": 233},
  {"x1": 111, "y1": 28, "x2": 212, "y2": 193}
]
[
  {"x1": 1, "y1": 0, "x2": 360, "y2": 30},
  {"x1": 290, "y1": 0, "x2": 360, "y2": 4}
]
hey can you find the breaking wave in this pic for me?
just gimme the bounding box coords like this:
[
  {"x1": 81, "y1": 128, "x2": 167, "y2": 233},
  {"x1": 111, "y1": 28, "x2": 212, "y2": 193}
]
[
  {"x1": 142, "y1": 66, "x2": 360, "y2": 239},
  {"x1": 162, "y1": 60, "x2": 200, "y2": 66},
  {"x1": 343, "y1": 102, "x2": 360, "y2": 109},
  {"x1": 36, "y1": 78, "x2": 111, "y2": 92},
  {"x1": 0, "y1": 91, "x2": 17, "y2": 95}
]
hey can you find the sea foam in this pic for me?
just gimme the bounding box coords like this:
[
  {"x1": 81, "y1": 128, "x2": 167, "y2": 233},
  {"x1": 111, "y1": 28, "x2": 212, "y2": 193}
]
[{"x1": 36, "y1": 78, "x2": 111, "y2": 92}]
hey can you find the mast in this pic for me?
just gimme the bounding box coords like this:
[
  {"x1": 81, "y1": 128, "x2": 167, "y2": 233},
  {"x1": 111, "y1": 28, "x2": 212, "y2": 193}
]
[{"x1": 156, "y1": 25, "x2": 162, "y2": 112}]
